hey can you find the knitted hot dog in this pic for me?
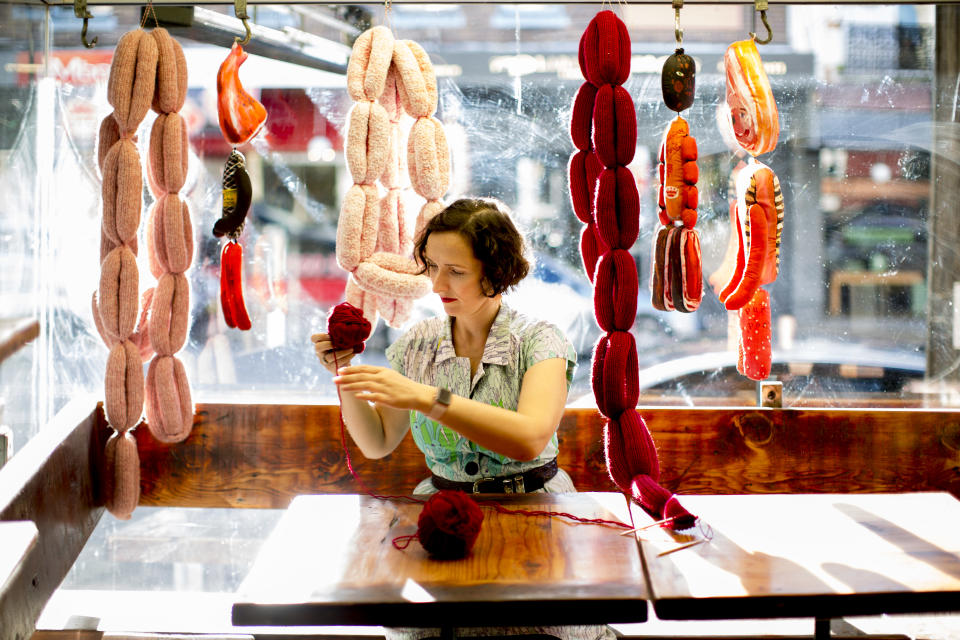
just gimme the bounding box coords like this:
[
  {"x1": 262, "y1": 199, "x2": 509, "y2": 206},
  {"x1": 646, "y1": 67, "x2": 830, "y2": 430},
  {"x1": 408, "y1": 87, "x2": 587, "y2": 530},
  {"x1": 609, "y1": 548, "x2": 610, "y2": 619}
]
[
  {"x1": 719, "y1": 160, "x2": 782, "y2": 310},
  {"x1": 724, "y1": 38, "x2": 779, "y2": 157}
]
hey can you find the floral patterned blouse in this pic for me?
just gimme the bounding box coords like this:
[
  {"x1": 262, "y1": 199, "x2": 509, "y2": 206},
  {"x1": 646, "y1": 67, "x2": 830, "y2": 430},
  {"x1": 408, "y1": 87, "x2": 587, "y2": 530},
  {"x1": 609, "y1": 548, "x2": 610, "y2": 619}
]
[{"x1": 385, "y1": 303, "x2": 576, "y2": 483}]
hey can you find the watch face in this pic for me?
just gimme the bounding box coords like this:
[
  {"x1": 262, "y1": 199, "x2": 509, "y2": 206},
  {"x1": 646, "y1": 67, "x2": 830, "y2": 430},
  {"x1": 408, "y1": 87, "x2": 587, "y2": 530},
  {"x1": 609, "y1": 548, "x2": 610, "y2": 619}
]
[{"x1": 437, "y1": 387, "x2": 452, "y2": 406}]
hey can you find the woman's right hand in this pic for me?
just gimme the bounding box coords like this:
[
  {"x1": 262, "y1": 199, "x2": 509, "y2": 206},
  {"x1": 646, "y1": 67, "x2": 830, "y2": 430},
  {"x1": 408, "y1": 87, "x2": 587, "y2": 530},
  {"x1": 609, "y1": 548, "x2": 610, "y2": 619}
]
[{"x1": 311, "y1": 333, "x2": 356, "y2": 374}]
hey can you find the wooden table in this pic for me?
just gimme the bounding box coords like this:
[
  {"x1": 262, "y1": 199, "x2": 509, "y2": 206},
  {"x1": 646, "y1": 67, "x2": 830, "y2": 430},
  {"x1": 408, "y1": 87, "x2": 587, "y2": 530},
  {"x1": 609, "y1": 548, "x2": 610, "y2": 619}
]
[
  {"x1": 233, "y1": 492, "x2": 647, "y2": 629},
  {"x1": 828, "y1": 270, "x2": 923, "y2": 316},
  {"x1": 629, "y1": 492, "x2": 960, "y2": 638}
]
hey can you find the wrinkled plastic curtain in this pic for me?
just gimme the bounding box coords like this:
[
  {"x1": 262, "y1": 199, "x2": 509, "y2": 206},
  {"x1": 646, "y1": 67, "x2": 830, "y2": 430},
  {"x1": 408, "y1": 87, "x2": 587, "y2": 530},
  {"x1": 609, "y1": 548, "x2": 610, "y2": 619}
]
[{"x1": 0, "y1": 6, "x2": 107, "y2": 453}]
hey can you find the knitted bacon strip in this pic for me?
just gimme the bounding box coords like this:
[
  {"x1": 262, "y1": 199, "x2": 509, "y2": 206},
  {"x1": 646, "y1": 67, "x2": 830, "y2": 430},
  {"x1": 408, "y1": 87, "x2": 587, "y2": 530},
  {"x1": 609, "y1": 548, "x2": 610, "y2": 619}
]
[
  {"x1": 570, "y1": 11, "x2": 694, "y2": 530},
  {"x1": 725, "y1": 38, "x2": 779, "y2": 157},
  {"x1": 92, "y1": 29, "x2": 157, "y2": 519},
  {"x1": 719, "y1": 160, "x2": 782, "y2": 311},
  {"x1": 338, "y1": 27, "x2": 445, "y2": 328},
  {"x1": 216, "y1": 42, "x2": 267, "y2": 146},
  {"x1": 145, "y1": 28, "x2": 194, "y2": 445}
]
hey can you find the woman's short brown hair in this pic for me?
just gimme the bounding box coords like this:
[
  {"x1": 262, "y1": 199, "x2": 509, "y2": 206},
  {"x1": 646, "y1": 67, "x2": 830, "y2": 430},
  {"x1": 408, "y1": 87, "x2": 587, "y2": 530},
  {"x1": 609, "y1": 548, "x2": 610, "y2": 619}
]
[{"x1": 414, "y1": 197, "x2": 530, "y2": 297}]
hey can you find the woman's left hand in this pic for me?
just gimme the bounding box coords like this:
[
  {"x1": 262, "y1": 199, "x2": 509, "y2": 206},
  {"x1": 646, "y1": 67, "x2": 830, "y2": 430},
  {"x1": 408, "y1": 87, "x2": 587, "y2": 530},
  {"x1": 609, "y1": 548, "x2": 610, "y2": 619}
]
[{"x1": 333, "y1": 365, "x2": 431, "y2": 411}]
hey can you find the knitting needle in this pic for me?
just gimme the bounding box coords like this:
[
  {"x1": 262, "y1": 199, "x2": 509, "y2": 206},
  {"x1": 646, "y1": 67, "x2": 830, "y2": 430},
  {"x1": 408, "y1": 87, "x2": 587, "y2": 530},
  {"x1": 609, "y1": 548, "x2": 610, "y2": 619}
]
[
  {"x1": 618, "y1": 515, "x2": 679, "y2": 535},
  {"x1": 657, "y1": 538, "x2": 706, "y2": 557}
]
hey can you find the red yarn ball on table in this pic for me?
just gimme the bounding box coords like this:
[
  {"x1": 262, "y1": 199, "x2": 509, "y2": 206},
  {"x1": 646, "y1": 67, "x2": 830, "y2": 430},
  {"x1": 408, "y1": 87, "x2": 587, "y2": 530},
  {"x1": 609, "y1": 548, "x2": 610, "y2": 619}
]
[
  {"x1": 417, "y1": 490, "x2": 484, "y2": 559},
  {"x1": 327, "y1": 302, "x2": 372, "y2": 353}
]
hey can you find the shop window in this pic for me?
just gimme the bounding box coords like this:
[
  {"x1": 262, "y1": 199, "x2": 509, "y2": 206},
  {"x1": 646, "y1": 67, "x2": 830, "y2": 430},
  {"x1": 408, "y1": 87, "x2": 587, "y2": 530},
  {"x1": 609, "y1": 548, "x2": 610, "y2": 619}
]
[
  {"x1": 0, "y1": 3, "x2": 948, "y2": 470},
  {"x1": 0, "y1": 0, "x2": 952, "y2": 604}
]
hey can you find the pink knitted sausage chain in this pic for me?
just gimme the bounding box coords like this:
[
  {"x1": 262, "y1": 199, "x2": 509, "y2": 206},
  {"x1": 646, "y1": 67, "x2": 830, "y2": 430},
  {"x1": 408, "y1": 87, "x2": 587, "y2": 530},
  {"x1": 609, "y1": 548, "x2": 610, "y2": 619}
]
[
  {"x1": 144, "y1": 28, "x2": 194, "y2": 446},
  {"x1": 338, "y1": 26, "x2": 451, "y2": 328},
  {"x1": 569, "y1": 12, "x2": 695, "y2": 530},
  {"x1": 92, "y1": 29, "x2": 155, "y2": 519},
  {"x1": 91, "y1": 28, "x2": 193, "y2": 519}
]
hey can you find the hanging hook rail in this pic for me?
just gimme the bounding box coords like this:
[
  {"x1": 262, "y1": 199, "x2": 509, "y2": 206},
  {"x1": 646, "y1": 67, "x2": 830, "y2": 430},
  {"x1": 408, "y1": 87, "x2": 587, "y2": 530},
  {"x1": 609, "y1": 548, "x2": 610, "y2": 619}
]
[
  {"x1": 750, "y1": 0, "x2": 773, "y2": 45},
  {"x1": 74, "y1": 0, "x2": 97, "y2": 48},
  {"x1": 672, "y1": 0, "x2": 683, "y2": 46},
  {"x1": 234, "y1": 0, "x2": 252, "y2": 46}
]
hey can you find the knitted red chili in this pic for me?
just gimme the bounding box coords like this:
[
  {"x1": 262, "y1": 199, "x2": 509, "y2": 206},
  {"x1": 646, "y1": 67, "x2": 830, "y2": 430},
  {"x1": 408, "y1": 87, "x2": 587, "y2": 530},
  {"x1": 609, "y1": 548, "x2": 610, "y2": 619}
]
[{"x1": 220, "y1": 241, "x2": 251, "y2": 331}]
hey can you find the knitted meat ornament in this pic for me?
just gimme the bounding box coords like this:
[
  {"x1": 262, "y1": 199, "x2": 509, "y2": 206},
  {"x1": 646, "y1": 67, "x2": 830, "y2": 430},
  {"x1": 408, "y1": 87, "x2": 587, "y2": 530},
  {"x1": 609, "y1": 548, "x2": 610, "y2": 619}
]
[
  {"x1": 213, "y1": 44, "x2": 264, "y2": 331},
  {"x1": 145, "y1": 28, "x2": 194, "y2": 443},
  {"x1": 93, "y1": 28, "x2": 193, "y2": 519},
  {"x1": 337, "y1": 27, "x2": 444, "y2": 328},
  {"x1": 569, "y1": 12, "x2": 694, "y2": 530},
  {"x1": 651, "y1": 45, "x2": 702, "y2": 314},
  {"x1": 716, "y1": 37, "x2": 784, "y2": 381}
]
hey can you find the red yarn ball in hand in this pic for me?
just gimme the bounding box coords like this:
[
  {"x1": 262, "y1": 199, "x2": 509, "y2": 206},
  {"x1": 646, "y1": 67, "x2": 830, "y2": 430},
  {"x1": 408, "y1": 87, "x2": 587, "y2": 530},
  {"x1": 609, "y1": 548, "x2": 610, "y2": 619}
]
[
  {"x1": 417, "y1": 490, "x2": 484, "y2": 559},
  {"x1": 327, "y1": 302, "x2": 372, "y2": 353}
]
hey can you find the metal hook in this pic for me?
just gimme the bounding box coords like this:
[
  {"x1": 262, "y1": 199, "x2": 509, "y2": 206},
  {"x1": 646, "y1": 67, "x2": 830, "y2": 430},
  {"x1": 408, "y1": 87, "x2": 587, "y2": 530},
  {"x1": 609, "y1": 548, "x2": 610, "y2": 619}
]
[
  {"x1": 750, "y1": 10, "x2": 773, "y2": 45},
  {"x1": 74, "y1": 0, "x2": 97, "y2": 49},
  {"x1": 672, "y1": 0, "x2": 683, "y2": 46},
  {"x1": 749, "y1": 0, "x2": 773, "y2": 45},
  {"x1": 234, "y1": 0, "x2": 252, "y2": 46}
]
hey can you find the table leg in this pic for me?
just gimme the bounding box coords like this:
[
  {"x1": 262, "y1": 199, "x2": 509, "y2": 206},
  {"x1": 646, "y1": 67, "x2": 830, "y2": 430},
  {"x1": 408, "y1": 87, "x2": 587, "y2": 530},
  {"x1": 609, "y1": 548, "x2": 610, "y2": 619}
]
[
  {"x1": 439, "y1": 626, "x2": 456, "y2": 640},
  {"x1": 815, "y1": 617, "x2": 831, "y2": 640}
]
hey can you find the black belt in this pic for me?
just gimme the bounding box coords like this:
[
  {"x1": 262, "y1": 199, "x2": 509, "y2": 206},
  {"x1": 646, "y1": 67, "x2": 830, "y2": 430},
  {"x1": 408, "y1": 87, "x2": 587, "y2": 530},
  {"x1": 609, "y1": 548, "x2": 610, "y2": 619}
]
[{"x1": 431, "y1": 458, "x2": 558, "y2": 494}]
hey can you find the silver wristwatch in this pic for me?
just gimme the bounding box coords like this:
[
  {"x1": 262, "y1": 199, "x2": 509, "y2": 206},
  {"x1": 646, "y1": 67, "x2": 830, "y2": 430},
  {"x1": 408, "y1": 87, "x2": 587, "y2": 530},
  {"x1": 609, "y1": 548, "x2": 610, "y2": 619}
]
[{"x1": 428, "y1": 387, "x2": 452, "y2": 420}]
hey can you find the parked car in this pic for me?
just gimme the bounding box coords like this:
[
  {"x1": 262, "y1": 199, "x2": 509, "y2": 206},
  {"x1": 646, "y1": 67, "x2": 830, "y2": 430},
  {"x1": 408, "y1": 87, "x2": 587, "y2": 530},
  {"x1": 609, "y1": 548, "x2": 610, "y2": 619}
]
[
  {"x1": 529, "y1": 252, "x2": 701, "y2": 353},
  {"x1": 570, "y1": 340, "x2": 925, "y2": 407}
]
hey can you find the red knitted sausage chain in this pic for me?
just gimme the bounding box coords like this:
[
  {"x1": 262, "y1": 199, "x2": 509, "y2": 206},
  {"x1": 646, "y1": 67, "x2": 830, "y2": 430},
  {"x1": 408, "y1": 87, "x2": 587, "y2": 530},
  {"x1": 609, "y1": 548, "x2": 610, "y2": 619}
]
[
  {"x1": 325, "y1": 302, "x2": 633, "y2": 558},
  {"x1": 570, "y1": 11, "x2": 695, "y2": 530}
]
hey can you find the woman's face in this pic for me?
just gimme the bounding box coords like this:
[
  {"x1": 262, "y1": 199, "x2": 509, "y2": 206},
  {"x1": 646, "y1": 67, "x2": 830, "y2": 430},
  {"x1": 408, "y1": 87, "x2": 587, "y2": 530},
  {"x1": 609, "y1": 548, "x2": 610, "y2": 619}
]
[{"x1": 423, "y1": 231, "x2": 497, "y2": 318}]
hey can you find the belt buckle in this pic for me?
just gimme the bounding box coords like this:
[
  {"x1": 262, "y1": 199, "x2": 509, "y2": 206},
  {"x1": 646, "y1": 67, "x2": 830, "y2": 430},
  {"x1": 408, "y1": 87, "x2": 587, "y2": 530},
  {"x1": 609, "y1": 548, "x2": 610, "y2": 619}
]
[
  {"x1": 471, "y1": 475, "x2": 525, "y2": 493},
  {"x1": 472, "y1": 477, "x2": 496, "y2": 494}
]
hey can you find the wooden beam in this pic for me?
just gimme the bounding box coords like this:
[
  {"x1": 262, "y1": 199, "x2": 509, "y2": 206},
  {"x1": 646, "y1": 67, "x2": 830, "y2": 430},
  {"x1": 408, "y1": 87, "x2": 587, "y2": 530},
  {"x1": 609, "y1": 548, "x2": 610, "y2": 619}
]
[
  {"x1": 927, "y1": 5, "x2": 960, "y2": 379},
  {"x1": 0, "y1": 396, "x2": 106, "y2": 640},
  {"x1": 134, "y1": 404, "x2": 960, "y2": 509},
  {"x1": 0, "y1": 319, "x2": 39, "y2": 366}
]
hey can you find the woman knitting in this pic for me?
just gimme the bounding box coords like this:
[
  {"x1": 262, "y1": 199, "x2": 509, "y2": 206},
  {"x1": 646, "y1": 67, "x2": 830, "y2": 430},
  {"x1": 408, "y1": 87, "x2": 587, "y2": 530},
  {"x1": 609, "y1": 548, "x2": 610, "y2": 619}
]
[
  {"x1": 313, "y1": 197, "x2": 616, "y2": 640},
  {"x1": 312, "y1": 197, "x2": 578, "y2": 495}
]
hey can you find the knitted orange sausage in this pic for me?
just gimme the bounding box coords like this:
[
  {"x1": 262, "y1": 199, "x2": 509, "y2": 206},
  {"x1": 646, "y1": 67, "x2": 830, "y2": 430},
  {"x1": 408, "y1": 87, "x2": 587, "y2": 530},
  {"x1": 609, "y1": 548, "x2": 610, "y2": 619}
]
[{"x1": 657, "y1": 117, "x2": 699, "y2": 229}]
